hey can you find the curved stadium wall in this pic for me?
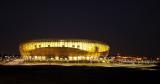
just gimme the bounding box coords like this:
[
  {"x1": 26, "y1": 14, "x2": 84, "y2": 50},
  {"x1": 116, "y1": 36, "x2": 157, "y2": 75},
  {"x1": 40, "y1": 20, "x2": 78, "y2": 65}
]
[{"x1": 19, "y1": 39, "x2": 110, "y2": 62}]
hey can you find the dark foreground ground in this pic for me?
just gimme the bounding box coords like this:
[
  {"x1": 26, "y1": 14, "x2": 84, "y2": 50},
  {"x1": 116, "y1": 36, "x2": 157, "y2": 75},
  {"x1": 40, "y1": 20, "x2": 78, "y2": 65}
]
[{"x1": 0, "y1": 65, "x2": 160, "y2": 84}]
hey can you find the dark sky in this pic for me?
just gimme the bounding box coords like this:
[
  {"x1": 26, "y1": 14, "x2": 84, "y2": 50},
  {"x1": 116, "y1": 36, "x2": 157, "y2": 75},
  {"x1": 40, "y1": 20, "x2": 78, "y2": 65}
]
[{"x1": 0, "y1": 0, "x2": 159, "y2": 56}]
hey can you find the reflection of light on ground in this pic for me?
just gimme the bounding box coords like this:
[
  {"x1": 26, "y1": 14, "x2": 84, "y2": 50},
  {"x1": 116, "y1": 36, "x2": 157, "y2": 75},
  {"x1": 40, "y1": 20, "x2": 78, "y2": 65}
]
[
  {"x1": 140, "y1": 68, "x2": 157, "y2": 71},
  {"x1": 1, "y1": 59, "x2": 158, "y2": 71}
]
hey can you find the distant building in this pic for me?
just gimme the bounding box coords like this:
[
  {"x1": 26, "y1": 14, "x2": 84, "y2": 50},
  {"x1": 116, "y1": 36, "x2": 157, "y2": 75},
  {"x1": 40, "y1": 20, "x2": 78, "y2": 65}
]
[{"x1": 19, "y1": 39, "x2": 110, "y2": 62}]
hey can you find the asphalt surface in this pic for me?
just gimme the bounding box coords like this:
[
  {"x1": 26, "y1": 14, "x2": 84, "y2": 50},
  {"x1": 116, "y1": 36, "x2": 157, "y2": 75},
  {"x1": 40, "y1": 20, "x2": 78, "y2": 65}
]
[{"x1": 0, "y1": 65, "x2": 160, "y2": 84}]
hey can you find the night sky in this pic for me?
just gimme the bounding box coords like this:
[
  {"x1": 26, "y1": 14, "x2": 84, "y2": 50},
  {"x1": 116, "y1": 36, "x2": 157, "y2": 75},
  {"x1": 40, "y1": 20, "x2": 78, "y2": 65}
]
[{"x1": 0, "y1": 0, "x2": 159, "y2": 56}]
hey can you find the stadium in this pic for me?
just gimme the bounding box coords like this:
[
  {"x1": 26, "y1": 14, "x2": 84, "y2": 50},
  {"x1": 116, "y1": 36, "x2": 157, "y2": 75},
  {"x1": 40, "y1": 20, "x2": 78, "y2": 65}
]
[{"x1": 19, "y1": 39, "x2": 110, "y2": 63}]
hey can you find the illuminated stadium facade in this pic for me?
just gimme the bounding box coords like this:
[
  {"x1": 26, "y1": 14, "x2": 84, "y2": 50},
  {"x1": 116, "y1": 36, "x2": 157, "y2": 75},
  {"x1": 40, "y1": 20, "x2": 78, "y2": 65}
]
[{"x1": 19, "y1": 39, "x2": 110, "y2": 62}]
